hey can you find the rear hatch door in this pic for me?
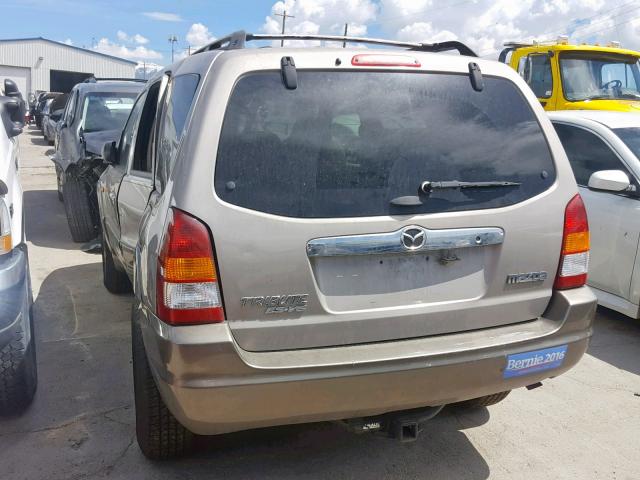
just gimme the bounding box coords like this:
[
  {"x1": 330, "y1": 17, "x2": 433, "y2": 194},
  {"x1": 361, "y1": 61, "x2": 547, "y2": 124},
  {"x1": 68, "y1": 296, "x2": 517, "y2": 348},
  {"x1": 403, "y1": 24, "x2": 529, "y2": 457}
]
[{"x1": 211, "y1": 62, "x2": 562, "y2": 351}]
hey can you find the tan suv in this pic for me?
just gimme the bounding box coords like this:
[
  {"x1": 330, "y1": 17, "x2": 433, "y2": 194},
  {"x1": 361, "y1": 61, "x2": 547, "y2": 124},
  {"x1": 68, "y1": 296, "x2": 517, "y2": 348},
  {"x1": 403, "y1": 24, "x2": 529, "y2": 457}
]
[{"x1": 96, "y1": 32, "x2": 597, "y2": 459}]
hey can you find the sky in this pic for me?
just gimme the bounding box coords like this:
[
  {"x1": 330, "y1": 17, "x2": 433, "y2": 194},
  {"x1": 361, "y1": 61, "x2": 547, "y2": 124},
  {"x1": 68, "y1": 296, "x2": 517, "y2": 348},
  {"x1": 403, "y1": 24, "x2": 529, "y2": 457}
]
[{"x1": 1, "y1": 0, "x2": 640, "y2": 67}]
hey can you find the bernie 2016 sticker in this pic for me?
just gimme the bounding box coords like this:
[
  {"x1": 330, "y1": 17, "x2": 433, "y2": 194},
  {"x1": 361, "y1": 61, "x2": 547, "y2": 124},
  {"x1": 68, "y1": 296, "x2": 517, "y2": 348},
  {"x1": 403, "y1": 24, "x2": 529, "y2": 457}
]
[{"x1": 504, "y1": 345, "x2": 568, "y2": 379}]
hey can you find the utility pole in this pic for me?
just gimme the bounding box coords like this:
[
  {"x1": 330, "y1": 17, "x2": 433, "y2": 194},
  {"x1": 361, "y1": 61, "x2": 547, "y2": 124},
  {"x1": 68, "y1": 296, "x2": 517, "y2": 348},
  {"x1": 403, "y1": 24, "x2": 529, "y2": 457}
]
[
  {"x1": 275, "y1": 10, "x2": 295, "y2": 46},
  {"x1": 143, "y1": 61, "x2": 146, "y2": 80},
  {"x1": 168, "y1": 35, "x2": 178, "y2": 62},
  {"x1": 343, "y1": 23, "x2": 348, "y2": 48}
]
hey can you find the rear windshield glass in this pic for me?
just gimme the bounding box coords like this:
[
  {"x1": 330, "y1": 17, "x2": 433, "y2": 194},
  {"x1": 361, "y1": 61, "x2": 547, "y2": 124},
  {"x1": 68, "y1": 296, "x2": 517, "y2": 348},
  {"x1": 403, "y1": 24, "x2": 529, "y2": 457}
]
[
  {"x1": 214, "y1": 71, "x2": 556, "y2": 218},
  {"x1": 81, "y1": 92, "x2": 137, "y2": 133}
]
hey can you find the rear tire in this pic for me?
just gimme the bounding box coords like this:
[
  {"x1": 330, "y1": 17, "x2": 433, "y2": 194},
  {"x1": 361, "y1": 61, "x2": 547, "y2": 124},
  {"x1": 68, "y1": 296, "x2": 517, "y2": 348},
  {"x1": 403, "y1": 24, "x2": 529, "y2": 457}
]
[
  {"x1": 62, "y1": 171, "x2": 96, "y2": 242},
  {"x1": 456, "y1": 391, "x2": 510, "y2": 408},
  {"x1": 102, "y1": 242, "x2": 132, "y2": 294},
  {"x1": 132, "y1": 309, "x2": 194, "y2": 460},
  {"x1": 0, "y1": 310, "x2": 37, "y2": 416}
]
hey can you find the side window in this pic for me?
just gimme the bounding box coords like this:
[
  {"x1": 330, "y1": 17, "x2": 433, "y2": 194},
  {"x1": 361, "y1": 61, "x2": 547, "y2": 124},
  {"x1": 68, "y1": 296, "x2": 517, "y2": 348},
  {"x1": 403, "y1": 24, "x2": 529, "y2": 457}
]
[
  {"x1": 156, "y1": 74, "x2": 200, "y2": 189},
  {"x1": 601, "y1": 63, "x2": 638, "y2": 90},
  {"x1": 64, "y1": 90, "x2": 77, "y2": 124},
  {"x1": 130, "y1": 82, "x2": 161, "y2": 175},
  {"x1": 554, "y1": 123, "x2": 632, "y2": 186},
  {"x1": 522, "y1": 54, "x2": 553, "y2": 98},
  {"x1": 118, "y1": 91, "x2": 148, "y2": 167},
  {"x1": 517, "y1": 56, "x2": 527, "y2": 76}
]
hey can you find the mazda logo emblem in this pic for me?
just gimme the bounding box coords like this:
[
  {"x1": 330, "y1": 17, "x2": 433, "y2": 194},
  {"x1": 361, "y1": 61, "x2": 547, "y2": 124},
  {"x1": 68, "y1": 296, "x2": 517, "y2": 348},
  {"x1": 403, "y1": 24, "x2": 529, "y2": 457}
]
[{"x1": 401, "y1": 227, "x2": 426, "y2": 250}]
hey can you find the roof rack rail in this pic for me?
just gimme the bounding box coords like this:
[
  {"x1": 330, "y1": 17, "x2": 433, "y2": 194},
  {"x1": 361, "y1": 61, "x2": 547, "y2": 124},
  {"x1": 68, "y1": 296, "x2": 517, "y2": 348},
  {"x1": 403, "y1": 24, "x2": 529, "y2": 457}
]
[
  {"x1": 83, "y1": 77, "x2": 147, "y2": 83},
  {"x1": 193, "y1": 30, "x2": 477, "y2": 57}
]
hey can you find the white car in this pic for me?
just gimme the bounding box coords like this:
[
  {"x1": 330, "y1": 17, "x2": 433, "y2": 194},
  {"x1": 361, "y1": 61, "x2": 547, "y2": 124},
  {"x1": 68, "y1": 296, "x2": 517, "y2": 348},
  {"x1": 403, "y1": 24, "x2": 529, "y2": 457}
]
[
  {"x1": 0, "y1": 79, "x2": 35, "y2": 415},
  {"x1": 550, "y1": 110, "x2": 640, "y2": 318}
]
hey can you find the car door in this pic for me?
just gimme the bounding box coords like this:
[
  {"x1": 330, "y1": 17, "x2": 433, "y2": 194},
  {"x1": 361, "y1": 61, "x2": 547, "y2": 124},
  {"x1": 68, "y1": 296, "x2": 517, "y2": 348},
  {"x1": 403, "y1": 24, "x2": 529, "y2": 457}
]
[
  {"x1": 117, "y1": 78, "x2": 165, "y2": 274},
  {"x1": 56, "y1": 89, "x2": 78, "y2": 170},
  {"x1": 554, "y1": 122, "x2": 640, "y2": 302},
  {"x1": 99, "y1": 90, "x2": 148, "y2": 257}
]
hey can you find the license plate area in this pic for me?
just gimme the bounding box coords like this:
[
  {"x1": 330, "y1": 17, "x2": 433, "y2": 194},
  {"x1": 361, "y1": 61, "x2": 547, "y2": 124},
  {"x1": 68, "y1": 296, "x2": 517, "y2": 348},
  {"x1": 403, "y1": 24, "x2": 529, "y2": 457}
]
[{"x1": 310, "y1": 247, "x2": 493, "y2": 311}]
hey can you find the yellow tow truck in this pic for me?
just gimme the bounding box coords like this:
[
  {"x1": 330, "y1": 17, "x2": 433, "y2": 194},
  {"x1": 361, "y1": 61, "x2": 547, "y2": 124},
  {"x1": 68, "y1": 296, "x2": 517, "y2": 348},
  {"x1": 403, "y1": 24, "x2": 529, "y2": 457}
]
[{"x1": 499, "y1": 36, "x2": 640, "y2": 111}]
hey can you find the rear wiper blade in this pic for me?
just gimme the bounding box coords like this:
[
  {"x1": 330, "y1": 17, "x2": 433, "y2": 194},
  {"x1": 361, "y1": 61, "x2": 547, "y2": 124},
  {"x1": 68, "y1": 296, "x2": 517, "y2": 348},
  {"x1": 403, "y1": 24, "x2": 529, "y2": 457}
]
[
  {"x1": 420, "y1": 180, "x2": 521, "y2": 193},
  {"x1": 389, "y1": 180, "x2": 522, "y2": 207}
]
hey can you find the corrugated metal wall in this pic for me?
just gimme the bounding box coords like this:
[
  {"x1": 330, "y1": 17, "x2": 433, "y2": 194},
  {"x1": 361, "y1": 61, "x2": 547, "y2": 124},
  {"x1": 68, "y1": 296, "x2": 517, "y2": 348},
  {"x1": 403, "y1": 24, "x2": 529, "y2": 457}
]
[{"x1": 0, "y1": 39, "x2": 136, "y2": 96}]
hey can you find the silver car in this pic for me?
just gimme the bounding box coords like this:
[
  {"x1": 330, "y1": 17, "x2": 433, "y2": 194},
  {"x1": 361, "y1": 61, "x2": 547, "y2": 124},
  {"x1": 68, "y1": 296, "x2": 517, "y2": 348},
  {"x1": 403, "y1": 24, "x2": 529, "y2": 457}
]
[
  {"x1": 550, "y1": 110, "x2": 640, "y2": 318},
  {"x1": 97, "y1": 32, "x2": 597, "y2": 459},
  {"x1": 0, "y1": 79, "x2": 35, "y2": 415}
]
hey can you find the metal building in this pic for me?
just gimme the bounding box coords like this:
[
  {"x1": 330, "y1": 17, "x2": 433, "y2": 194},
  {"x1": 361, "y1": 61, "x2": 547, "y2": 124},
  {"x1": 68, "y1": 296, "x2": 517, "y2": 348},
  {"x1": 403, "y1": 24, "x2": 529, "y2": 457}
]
[{"x1": 0, "y1": 37, "x2": 136, "y2": 98}]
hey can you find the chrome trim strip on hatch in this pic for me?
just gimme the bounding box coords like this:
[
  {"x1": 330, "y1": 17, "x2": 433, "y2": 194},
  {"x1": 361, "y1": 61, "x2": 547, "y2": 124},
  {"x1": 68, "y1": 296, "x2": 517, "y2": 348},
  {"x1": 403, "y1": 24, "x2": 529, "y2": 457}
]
[{"x1": 306, "y1": 225, "x2": 504, "y2": 257}]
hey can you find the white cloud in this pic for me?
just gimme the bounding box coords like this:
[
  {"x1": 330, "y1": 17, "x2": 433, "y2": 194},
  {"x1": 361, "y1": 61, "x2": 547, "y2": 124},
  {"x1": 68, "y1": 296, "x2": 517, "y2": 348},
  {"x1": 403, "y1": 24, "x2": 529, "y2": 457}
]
[
  {"x1": 260, "y1": 0, "x2": 640, "y2": 57},
  {"x1": 143, "y1": 11, "x2": 183, "y2": 22},
  {"x1": 186, "y1": 23, "x2": 215, "y2": 48},
  {"x1": 93, "y1": 38, "x2": 162, "y2": 61},
  {"x1": 396, "y1": 22, "x2": 458, "y2": 43},
  {"x1": 117, "y1": 30, "x2": 150, "y2": 45},
  {"x1": 63, "y1": 38, "x2": 73, "y2": 46},
  {"x1": 136, "y1": 61, "x2": 164, "y2": 79},
  {"x1": 378, "y1": 0, "x2": 631, "y2": 57},
  {"x1": 261, "y1": 0, "x2": 378, "y2": 45},
  {"x1": 133, "y1": 34, "x2": 149, "y2": 45}
]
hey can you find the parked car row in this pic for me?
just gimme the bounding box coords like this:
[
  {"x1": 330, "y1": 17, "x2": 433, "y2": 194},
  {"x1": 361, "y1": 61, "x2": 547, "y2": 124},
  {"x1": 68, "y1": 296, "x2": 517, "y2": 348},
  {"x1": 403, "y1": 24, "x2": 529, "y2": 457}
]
[{"x1": 9, "y1": 31, "x2": 640, "y2": 463}]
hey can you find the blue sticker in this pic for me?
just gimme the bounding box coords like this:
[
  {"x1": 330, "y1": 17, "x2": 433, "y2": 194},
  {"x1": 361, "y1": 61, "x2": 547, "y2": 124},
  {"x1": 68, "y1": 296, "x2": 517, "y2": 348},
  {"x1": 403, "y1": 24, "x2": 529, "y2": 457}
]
[{"x1": 504, "y1": 345, "x2": 568, "y2": 379}]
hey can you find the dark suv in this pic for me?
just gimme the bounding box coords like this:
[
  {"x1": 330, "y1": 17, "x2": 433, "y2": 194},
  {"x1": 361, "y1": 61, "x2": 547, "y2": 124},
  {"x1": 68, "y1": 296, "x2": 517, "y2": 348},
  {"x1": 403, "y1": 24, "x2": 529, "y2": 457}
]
[{"x1": 53, "y1": 79, "x2": 144, "y2": 242}]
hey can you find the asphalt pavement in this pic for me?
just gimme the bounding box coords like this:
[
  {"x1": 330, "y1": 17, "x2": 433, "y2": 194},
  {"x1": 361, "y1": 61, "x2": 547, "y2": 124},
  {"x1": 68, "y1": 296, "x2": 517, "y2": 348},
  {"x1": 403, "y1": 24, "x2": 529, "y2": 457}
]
[{"x1": 0, "y1": 125, "x2": 639, "y2": 480}]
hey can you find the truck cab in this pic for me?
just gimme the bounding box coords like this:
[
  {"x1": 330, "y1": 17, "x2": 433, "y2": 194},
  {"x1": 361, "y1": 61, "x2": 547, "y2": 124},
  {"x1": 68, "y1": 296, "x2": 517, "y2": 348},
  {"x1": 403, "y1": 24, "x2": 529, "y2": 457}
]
[{"x1": 500, "y1": 37, "x2": 640, "y2": 112}]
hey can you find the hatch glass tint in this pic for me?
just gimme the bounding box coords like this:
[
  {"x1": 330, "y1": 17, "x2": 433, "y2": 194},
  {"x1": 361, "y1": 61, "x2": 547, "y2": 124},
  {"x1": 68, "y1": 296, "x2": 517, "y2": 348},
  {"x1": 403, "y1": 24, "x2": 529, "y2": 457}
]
[{"x1": 214, "y1": 71, "x2": 555, "y2": 218}]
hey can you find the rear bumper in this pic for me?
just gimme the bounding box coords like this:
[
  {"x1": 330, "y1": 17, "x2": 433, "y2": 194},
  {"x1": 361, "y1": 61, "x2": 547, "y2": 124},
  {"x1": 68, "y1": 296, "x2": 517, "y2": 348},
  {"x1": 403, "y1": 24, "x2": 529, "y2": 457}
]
[
  {"x1": 139, "y1": 287, "x2": 596, "y2": 435},
  {"x1": 0, "y1": 244, "x2": 32, "y2": 351}
]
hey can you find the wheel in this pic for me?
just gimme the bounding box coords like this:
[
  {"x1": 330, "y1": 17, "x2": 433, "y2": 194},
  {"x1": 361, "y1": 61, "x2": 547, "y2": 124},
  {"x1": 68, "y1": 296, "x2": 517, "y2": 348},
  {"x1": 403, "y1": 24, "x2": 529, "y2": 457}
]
[
  {"x1": 102, "y1": 241, "x2": 132, "y2": 294},
  {"x1": 132, "y1": 309, "x2": 193, "y2": 460},
  {"x1": 62, "y1": 171, "x2": 97, "y2": 242},
  {"x1": 456, "y1": 391, "x2": 510, "y2": 408},
  {"x1": 55, "y1": 167, "x2": 63, "y2": 202},
  {"x1": 0, "y1": 308, "x2": 37, "y2": 415}
]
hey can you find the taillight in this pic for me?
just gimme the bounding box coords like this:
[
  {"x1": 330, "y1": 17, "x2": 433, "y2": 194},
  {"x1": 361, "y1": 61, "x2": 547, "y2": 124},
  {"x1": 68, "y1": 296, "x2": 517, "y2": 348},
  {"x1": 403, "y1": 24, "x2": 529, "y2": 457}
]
[
  {"x1": 554, "y1": 194, "x2": 589, "y2": 290},
  {"x1": 156, "y1": 208, "x2": 224, "y2": 325},
  {"x1": 351, "y1": 54, "x2": 421, "y2": 67},
  {"x1": 0, "y1": 199, "x2": 11, "y2": 255}
]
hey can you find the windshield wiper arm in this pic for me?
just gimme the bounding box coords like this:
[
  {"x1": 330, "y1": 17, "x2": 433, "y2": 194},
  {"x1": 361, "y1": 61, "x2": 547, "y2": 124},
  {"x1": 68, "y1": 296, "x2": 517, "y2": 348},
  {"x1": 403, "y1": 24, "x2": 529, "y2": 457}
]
[
  {"x1": 389, "y1": 180, "x2": 522, "y2": 207},
  {"x1": 420, "y1": 180, "x2": 521, "y2": 193}
]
